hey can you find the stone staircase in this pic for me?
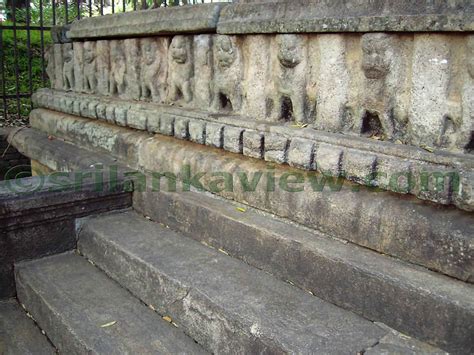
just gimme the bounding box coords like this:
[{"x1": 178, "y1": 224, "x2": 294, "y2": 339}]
[
  {"x1": 2, "y1": 1, "x2": 474, "y2": 352},
  {"x1": 6, "y1": 205, "x2": 457, "y2": 354},
  {"x1": 1, "y1": 119, "x2": 472, "y2": 354}
]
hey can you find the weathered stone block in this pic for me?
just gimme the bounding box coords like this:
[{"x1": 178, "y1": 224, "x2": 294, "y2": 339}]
[
  {"x1": 73, "y1": 99, "x2": 81, "y2": 116},
  {"x1": 315, "y1": 143, "x2": 343, "y2": 176},
  {"x1": 376, "y1": 156, "x2": 412, "y2": 193},
  {"x1": 159, "y1": 114, "x2": 175, "y2": 136},
  {"x1": 87, "y1": 101, "x2": 99, "y2": 119},
  {"x1": 264, "y1": 132, "x2": 288, "y2": 164},
  {"x1": 342, "y1": 149, "x2": 377, "y2": 184},
  {"x1": 105, "y1": 106, "x2": 116, "y2": 124},
  {"x1": 223, "y1": 126, "x2": 244, "y2": 153},
  {"x1": 174, "y1": 117, "x2": 190, "y2": 140},
  {"x1": 96, "y1": 103, "x2": 107, "y2": 120},
  {"x1": 115, "y1": 106, "x2": 128, "y2": 127},
  {"x1": 146, "y1": 112, "x2": 160, "y2": 133},
  {"x1": 127, "y1": 109, "x2": 148, "y2": 131},
  {"x1": 287, "y1": 138, "x2": 315, "y2": 170},
  {"x1": 206, "y1": 123, "x2": 224, "y2": 148},
  {"x1": 410, "y1": 163, "x2": 456, "y2": 205},
  {"x1": 455, "y1": 171, "x2": 474, "y2": 212},
  {"x1": 218, "y1": 1, "x2": 473, "y2": 34},
  {"x1": 68, "y1": 3, "x2": 226, "y2": 39},
  {"x1": 189, "y1": 120, "x2": 206, "y2": 144},
  {"x1": 243, "y1": 130, "x2": 264, "y2": 159}
]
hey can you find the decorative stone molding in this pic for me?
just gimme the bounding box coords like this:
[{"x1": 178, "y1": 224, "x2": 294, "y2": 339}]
[
  {"x1": 40, "y1": 3, "x2": 474, "y2": 212},
  {"x1": 67, "y1": 3, "x2": 226, "y2": 39},
  {"x1": 32, "y1": 89, "x2": 474, "y2": 211},
  {"x1": 218, "y1": 0, "x2": 474, "y2": 33},
  {"x1": 44, "y1": 32, "x2": 474, "y2": 155}
]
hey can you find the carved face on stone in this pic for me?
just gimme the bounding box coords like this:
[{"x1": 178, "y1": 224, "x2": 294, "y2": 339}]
[
  {"x1": 111, "y1": 41, "x2": 125, "y2": 65},
  {"x1": 63, "y1": 44, "x2": 73, "y2": 63},
  {"x1": 468, "y1": 36, "x2": 474, "y2": 79},
  {"x1": 277, "y1": 34, "x2": 303, "y2": 68},
  {"x1": 361, "y1": 33, "x2": 392, "y2": 79},
  {"x1": 215, "y1": 35, "x2": 236, "y2": 69},
  {"x1": 83, "y1": 42, "x2": 96, "y2": 64},
  {"x1": 170, "y1": 35, "x2": 188, "y2": 64},
  {"x1": 141, "y1": 38, "x2": 158, "y2": 66}
]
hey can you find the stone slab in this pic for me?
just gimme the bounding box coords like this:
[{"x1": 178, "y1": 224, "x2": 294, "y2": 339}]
[
  {"x1": 0, "y1": 299, "x2": 55, "y2": 354},
  {"x1": 15, "y1": 116, "x2": 474, "y2": 283},
  {"x1": 68, "y1": 4, "x2": 226, "y2": 39},
  {"x1": 78, "y1": 210, "x2": 386, "y2": 354},
  {"x1": 218, "y1": 1, "x2": 474, "y2": 34},
  {"x1": 15, "y1": 253, "x2": 206, "y2": 354},
  {"x1": 133, "y1": 189, "x2": 474, "y2": 354}
]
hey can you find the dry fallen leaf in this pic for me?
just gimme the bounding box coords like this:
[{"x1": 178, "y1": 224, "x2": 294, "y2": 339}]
[
  {"x1": 236, "y1": 207, "x2": 246, "y2": 213},
  {"x1": 163, "y1": 316, "x2": 172, "y2": 323},
  {"x1": 100, "y1": 321, "x2": 117, "y2": 328},
  {"x1": 218, "y1": 248, "x2": 229, "y2": 256},
  {"x1": 421, "y1": 145, "x2": 435, "y2": 153}
]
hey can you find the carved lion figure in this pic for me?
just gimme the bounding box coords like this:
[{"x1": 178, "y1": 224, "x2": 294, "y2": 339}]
[
  {"x1": 269, "y1": 34, "x2": 307, "y2": 124},
  {"x1": 109, "y1": 41, "x2": 127, "y2": 97},
  {"x1": 211, "y1": 35, "x2": 243, "y2": 112},
  {"x1": 167, "y1": 35, "x2": 193, "y2": 104},
  {"x1": 140, "y1": 37, "x2": 165, "y2": 102},
  {"x1": 83, "y1": 41, "x2": 97, "y2": 94}
]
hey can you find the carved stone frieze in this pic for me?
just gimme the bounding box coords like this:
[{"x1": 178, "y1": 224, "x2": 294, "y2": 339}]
[{"x1": 46, "y1": 32, "x2": 473, "y2": 156}]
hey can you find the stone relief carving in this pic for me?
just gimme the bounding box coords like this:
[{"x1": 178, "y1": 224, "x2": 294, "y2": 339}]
[
  {"x1": 73, "y1": 42, "x2": 84, "y2": 93},
  {"x1": 267, "y1": 34, "x2": 308, "y2": 124},
  {"x1": 193, "y1": 35, "x2": 213, "y2": 109},
  {"x1": 409, "y1": 34, "x2": 462, "y2": 149},
  {"x1": 45, "y1": 46, "x2": 55, "y2": 86},
  {"x1": 53, "y1": 44, "x2": 64, "y2": 90},
  {"x1": 83, "y1": 41, "x2": 97, "y2": 94},
  {"x1": 167, "y1": 35, "x2": 193, "y2": 104},
  {"x1": 96, "y1": 40, "x2": 110, "y2": 95},
  {"x1": 140, "y1": 37, "x2": 167, "y2": 102},
  {"x1": 62, "y1": 43, "x2": 75, "y2": 91},
  {"x1": 109, "y1": 40, "x2": 127, "y2": 97},
  {"x1": 211, "y1": 35, "x2": 243, "y2": 113},
  {"x1": 314, "y1": 34, "x2": 350, "y2": 132},
  {"x1": 355, "y1": 33, "x2": 408, "y2": 141},
  {"x1": 124, "y1": 39, "x2": 141, "y2": 100},
  {"x1": 48, "y1": 32, "x2": 473, "y2": 155}
]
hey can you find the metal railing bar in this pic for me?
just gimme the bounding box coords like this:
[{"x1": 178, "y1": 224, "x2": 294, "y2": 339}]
[
  {"x1": 12, "y1": 0, "x2": 22, "y2": 120},
  {"x1": 0, "y1": 28, "x2": 8, "y2": 120}
]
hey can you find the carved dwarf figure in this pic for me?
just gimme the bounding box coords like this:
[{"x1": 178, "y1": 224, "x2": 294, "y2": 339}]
[
  {"x1": 109, "y1": 40, "x2": 127, "y2": 97},
  {"x1": 167, "y1": 35, "x2": 193, "y2": 104},
  {"x1": 140, "y1": 37, "x2": 166, "y2": 102},
  {"x1": 268, "y1": 34, "x2": 307, "y2": 124},
  {"x1": 356, "y1": 33, "x2": 407, "y2": 140},
  {"x1": 83, "y1": 41, "x2": 97, "y2": 94},
  {"x1": 211, "y1": 35, "x2": 243, "y2": 112},
  {"x1": 62, "y1": 44, "x2": 75, "y2": 91}
]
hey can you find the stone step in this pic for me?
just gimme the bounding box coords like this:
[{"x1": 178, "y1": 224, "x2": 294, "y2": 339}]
[
  {"x1": 131, "y1": 190, "x2": 474, "y2": 354},
  {"x1": 78, "y1": 210, "x2": 394, "y2": 354},
  {"x1": 14, "y1": 252, "x2": 208, "y2": 354},
  {"x1": 0, "y1": 299, "x2": 55, "y2": 354}
]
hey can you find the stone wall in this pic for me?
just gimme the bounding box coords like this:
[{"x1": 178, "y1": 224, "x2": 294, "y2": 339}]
[
  {"x1": 0, "y1": 128, "x2": 30, "y2": 181},
  {"x1": 34, "y1": 0, "x2": 474, "y2": 210}
]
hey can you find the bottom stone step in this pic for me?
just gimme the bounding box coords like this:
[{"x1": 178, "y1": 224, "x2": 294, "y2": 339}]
[
  {"x1": 0, "y1": 299, "x2": 55, "y2": 354},
  {"x1": 15, "y1": 252, "x2": 207, "y2": 354},
  {"x1": 78, "y1": 210, "x2": 388, "y2": 354}
]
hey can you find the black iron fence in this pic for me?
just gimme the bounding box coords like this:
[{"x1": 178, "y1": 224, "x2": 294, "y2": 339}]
[{"x1": 0, "y1": 0, "x2": 219, "y2": 127}]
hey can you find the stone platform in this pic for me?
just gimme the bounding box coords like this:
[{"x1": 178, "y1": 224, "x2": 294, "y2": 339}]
[{"x1": 2, "y1": 1, "x2": 474, "y2": 354}]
